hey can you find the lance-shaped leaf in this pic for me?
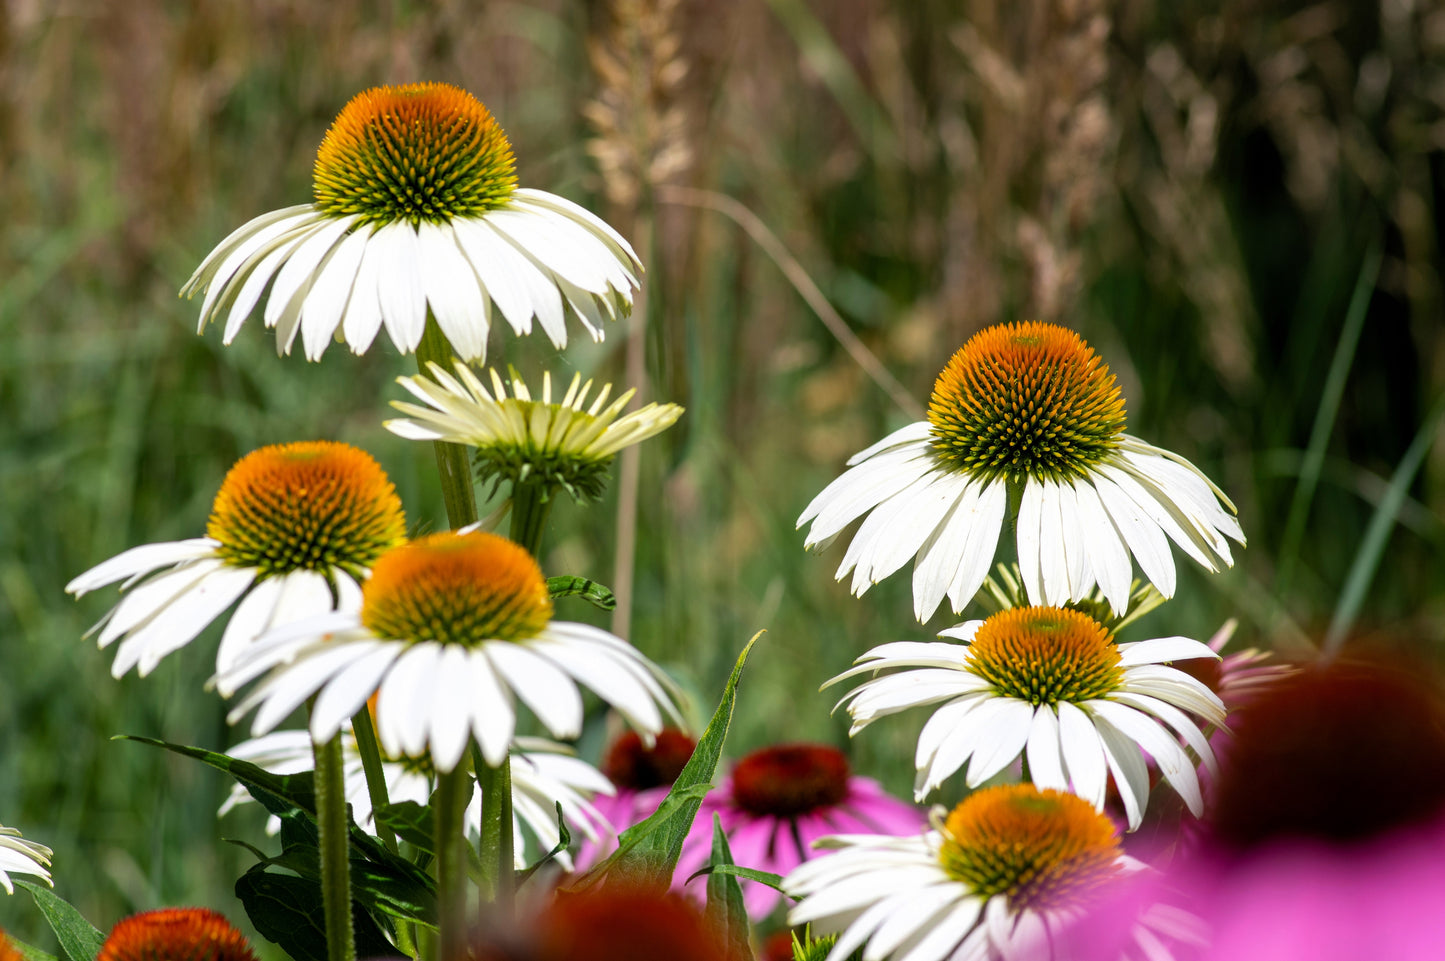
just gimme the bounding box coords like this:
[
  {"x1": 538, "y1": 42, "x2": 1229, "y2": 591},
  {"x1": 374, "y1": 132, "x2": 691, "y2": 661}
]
[
  {"x1": 17, "y1": 882, "x2": 102, "y2": 961},
  {"x1": 705, "y1": 814, "x2": 754, "y2": 961},
  {"x1": 574, "y1": 630, "x2": 762, "y2": 889}
]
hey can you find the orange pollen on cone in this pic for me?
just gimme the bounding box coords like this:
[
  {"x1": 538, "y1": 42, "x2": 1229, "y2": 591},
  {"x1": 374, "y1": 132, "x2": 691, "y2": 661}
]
[
  {"x1": 927, "y1": 321, "x2": 1126, "y2": 483},
  {"x1": 206, "y1": 441, "x2": 406, "y2": 578},
  {"x1": 360, "y1": 531, "x2": 552, "y2": 647},
  {"x1": 938, "y1": 784, "x2": 1121, "y2": 911},
  {"x1": 313, "y1": 82, "x2": 517, "y2": 224},
  {"x1": 967, "y1": 606, "x2": 1124, "y2": 705},
  {"x1": 96, "y1": 908, "x2": 258, "y2": 961}
]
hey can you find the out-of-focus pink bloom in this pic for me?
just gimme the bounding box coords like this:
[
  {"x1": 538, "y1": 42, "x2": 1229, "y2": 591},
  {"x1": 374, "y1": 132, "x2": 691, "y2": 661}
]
[
  {"x1": 1062, "y1": 656, "x2": 1445, "y2": 961},
  {"x1": 675, "y1": 743, "x2": 926, "y2": 920}
]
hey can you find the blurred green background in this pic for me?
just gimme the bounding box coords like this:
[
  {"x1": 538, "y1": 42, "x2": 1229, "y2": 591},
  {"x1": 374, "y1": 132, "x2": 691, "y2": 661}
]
[{"x1": 2, "y1": 0, "x2": 1442, "y2": 950}]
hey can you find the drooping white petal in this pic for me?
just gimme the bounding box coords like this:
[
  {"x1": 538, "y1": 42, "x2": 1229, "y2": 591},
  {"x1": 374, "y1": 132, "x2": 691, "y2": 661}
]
[
  {"x1": 1016, "y1": 479, "x2": 1045, "y2": 605},
  {"x1": 1024, "y1": 706, "x2": 1068, "y2": 791},
  {"x1": 1088, "y1": 699, "x2": 1204, "y2": 816},
  {"x1": 418, "y1": 221, "x2": 489, "y2": 363},
  {"x1": 66, "y1": 539, "x2": 218, "y2": 595},
  {"x1": 1091, "y1": 712, "x2": 1151, "y2": 831},
  {"x1": 945, "y1": 478, "x2": 1008, "y2": 614},
  {"x1": 263, "y1": 216, "x2": 357, "y2": 331},
  {"x1": 1092, "y1": 472, "x2": 1176, "y2": 597},
  {"x1": 483, "y1": 642, "x2": 585, "y2": 739},
  {"x1": 1055, "y1": 700, "x2": 1108, "y2": 808},
  {"x1": 465, "y1": 647, "x2": 516, "y2": 767},
  {"x1": 912, "y1": 479, "x2": 984, "y2": 621},
  {"x1": 300, "y1": 225, "x2": 371, "y2": 360},
  {"x1": 372, "y1": 222, "x2": 427, "y2": 354}
]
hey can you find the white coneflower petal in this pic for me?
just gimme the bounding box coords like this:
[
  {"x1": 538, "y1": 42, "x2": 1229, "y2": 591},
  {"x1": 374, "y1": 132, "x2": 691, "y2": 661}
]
[
  {"x1": 0, "y1": 825, "x2": 52, "y2": 894},
  {"x1": 800, "y1": 322, "x2": 1244, "y2": 621}
]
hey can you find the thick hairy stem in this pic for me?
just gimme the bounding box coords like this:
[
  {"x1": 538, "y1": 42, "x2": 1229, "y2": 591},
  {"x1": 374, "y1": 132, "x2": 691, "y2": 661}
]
[{"x1": 313, "y1": 731, "x2": 356, "y2": 961}]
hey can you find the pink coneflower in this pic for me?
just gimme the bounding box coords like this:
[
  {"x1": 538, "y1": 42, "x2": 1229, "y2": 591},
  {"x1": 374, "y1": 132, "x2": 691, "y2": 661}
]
[
  {"x1": 677, "y1": 743, "x2": 926, "y2": 920},
  {"x1": 1069, "y1": 657, "x2": 1445, "y2": 961}
]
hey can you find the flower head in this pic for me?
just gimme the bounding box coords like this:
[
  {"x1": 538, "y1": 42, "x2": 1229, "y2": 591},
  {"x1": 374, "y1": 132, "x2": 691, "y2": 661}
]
[
  {"x1": 183, "y1": 83, "x2": 641, "y2": 362},
  {"x1": 798, "y1": 322, "x2": 1244, "y2": 621},
  {"x1": 784, "y1": 784, "x2": 1176, "y2": 961},
  {"x1": 96, "y1": 908, "x2": 257, "y2": 961},
  {"x1": 221, "y1": 730, "x2": 614, "y2": 870},
  {"x1": 829, "y1": 605, "x2": 1226, "y2": 830},
  {"x1": 471, "y1": 883, "x2": 731, "y2": 961},
  {"x1": 0, "y1": 825, "x2": 52, "y2": 894},
  {"x1": 1077, "y1": 658, "x2": 1445, "y2": 961},
  {"x1": 673, "y1": 743, "x2": 925, "y2": 919},
  {"x1": 218, "y1": 531, "x2": 682, "y2": 773},
  {"x1": 66, "y1": 442, "x2": 404, "y2": 679},
  {"x1": 387, "y1": 362, "x2": 683, "y2": 502}
]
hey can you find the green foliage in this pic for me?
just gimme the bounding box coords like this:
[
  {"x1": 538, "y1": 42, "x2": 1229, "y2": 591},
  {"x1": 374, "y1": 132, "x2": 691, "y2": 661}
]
[
  {"x1": 545, "y1": 575, "x2": 618, "y2": 611},
  {"x1": 16, "y1": 883, "x2": 102, "y2": 961},
  {"x1": 705, "y1": 815, "x2": 754, "y2": 961}
]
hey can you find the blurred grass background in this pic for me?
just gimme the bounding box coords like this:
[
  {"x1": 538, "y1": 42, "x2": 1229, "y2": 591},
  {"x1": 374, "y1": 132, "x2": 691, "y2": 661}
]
[{"x1": 1, "y1": 0, "x2": 1442, "y2": 949}]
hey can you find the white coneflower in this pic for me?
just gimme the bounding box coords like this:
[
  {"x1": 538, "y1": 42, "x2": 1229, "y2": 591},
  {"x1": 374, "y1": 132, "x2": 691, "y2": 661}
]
[
  {"x1": 218, "y1": 531, "x2": 682, "y2": 774},
  {"x1": 66, "y1": 442, "x2": 406, "y2": 679},
  {"x1": 183, "y1": 83, "x2": 640, "y2": 362},
  {"x1": 798, "y1": 322, "x2": 1244, "y2": 621},
  {"x1": 784, "y1": 784, "x2": 1198, "y2": 961},
  {"x1": 0, "y1": 824, "x2": 52, "y2": 894},
  {"x1": 386, "y1": 362, "x2": 682, "y2": 502},
  {"x1": 829, "y1": 605, "x2": 1225, "y2": 830}
]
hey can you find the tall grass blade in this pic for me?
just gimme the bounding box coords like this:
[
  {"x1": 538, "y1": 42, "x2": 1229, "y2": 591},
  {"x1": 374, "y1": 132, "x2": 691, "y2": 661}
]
[
  {"x1": 1278, "y1": 245, "x2": 1381, "y2": 594},
  {"x1": 1324, "y1": 392, "x2": 1445, "y2": 657}
]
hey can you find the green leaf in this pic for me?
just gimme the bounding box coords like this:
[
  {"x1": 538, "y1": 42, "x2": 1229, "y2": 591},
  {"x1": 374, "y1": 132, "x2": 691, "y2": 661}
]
[
  {"x1": 374, "y1": 801, "x2": 434, "y2": 854},
  {"x1": 705, "y1": 814, "x2": 754, "y2": 961},
  {"x1": 245, "y1": 838, "x2": 437, "y2": 930},
  {"x1": 118, "y1": 736, "x2": 316, "y2": 816},
  {"x1": 546, "y1": 575, "x2": 618, "y2": 611},
  {"x1": 235, "y1": 869, "x2": 393, "y2": 961},
  {"x1": 687, "y1": 863, "x2": 788, "y2": 892},
  {"x1": 515, "y1": 802, "x2": 572, "y2": 889},
  {"x1": 17, "y1": 882, "x2": 103, "y2": 961},
  {"x1": 5, "y1": 935, "x2": 59, "y2": 961},
  {"x1": 121, "y1": 735, "x2": 435, "y2": 909},
  {"x1": 577, "y1": 630, "x2": 763, "y2": 888}
]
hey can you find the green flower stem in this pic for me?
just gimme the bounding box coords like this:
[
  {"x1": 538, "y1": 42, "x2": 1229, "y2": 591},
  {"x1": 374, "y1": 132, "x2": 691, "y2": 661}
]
[
  {"x1": 417, "y1": 317, "x2": 479, "y2": 529},
  {"x1": 508, "y1": 478, "x2": 554, "y2": 557},
  {"x1": 474, "y1": 746, "x2": 515, "y2": 914},
  {"x1": 313, "y1": 729, "x2": 356, "y2": 961},
  {"x1": 349, "y1": 708, "x2": 398, "y2": 854},
  {"x1": 433, "y1": 763, "x2": 472, "y2": 961},
  {"x1": 467, "y1": 478, "x2": 555, "y2": 915}
]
